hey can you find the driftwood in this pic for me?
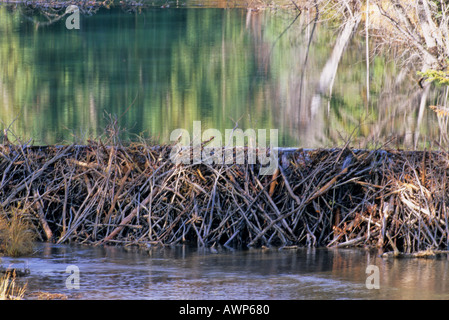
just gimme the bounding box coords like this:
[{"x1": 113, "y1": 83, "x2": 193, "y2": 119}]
[{"x1": 0, "y1": 139, "x2": 449, "y2": 253}]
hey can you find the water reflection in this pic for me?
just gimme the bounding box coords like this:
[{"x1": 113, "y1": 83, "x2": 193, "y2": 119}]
[
  {"x1": 0, "y1": 5, "x2": 445, "y2": 148},
  {"x1": 1, "y1": 243, "x2": 449, "y2": 299}
]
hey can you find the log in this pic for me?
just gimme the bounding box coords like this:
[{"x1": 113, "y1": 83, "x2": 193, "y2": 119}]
[{"x1": 33, "y1": 189, "x2": 53, "y2": 241}]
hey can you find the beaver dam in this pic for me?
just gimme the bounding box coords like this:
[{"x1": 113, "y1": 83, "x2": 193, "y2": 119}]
[{"x1": 1, "y1": 140, "x2": 449, "y2": 254}]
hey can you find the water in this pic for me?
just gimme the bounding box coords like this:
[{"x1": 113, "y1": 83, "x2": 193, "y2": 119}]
[
  {"x1": 2, "y1": 243, "x2": 449, "y2": 300},
  {"x1": 0, "y1": 4, "x2": 445, "y2": 148}
]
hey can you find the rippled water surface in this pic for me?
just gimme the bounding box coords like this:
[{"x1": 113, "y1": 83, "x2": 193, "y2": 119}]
[{"x1": 2, "y1": 243, "x2": 449, "y2": 299}]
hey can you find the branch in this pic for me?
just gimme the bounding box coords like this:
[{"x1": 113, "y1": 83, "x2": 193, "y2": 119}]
[{"x1": 375, "y1": 1, "x2": 438, "y2": 69}]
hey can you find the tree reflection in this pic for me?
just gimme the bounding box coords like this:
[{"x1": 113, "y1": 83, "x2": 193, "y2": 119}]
[{"x1": 0, "y1": 4, "x2": 445, "y2": 148}]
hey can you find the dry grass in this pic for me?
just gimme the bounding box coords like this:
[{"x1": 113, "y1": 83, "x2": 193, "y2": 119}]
[
  {"x1": 0, "y1": 271, "x2": 27, "y2": 300},
  {"x1": 0, "y1": 207, "x2": 36, "y2": 257},
  {"x1": 28, "y1": 291, "x2": 68, "y2": 300}
]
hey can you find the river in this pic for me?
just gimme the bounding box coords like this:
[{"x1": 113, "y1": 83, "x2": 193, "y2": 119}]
[{"x1": 1, "y1": 243, "x2": 449, "y2": 300}]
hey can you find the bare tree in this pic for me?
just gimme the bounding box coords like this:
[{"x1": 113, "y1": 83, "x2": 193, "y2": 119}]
[{"x1": 372, "y1": 0, "x2": 448, "y2": 72}]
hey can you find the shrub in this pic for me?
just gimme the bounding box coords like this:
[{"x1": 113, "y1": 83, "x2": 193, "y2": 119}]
[{"x1": 418, "y1": 61, "x2": 449, "y2": 86}]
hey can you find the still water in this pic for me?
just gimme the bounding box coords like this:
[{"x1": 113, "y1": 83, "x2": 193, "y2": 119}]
[
  {"x1": 2, "y1": 243, "x2": 449, "y2": 300},
  {"x1": 0, "y1": 4, "x2": 445, "y2": 148}
]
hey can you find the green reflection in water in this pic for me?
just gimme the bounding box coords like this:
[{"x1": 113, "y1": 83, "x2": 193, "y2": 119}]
[{"x1": 0, "y1": 5, "x2": 443, "y2": 148}]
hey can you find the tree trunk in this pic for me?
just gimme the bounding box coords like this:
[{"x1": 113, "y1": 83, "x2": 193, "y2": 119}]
[{"x1": 318, "y1": 13, "x2": 362, "y2": 95}]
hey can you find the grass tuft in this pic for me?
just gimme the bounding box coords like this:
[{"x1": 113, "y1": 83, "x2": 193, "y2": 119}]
[
  {"x1": 0, "y1": 271, "x2": 27, "y2": 300},
  {"x1": 0, "y1": 207, "x2": 36, "y2": 257}
]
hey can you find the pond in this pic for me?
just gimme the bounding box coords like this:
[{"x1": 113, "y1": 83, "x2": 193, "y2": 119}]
[
  {"x1": 0, "y1": 3, "x2": 444, "y2": 148},
  {"x1": 2, "y1": 243, "x2": 449, "y2": 300}
]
